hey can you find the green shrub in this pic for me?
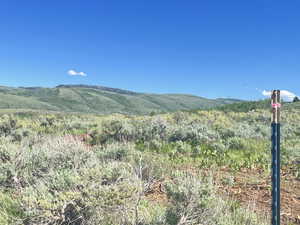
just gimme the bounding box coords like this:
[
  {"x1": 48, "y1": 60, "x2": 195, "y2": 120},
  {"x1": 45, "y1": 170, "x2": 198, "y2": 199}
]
[
  {"x1": 0, "y1": 108, "x2": 298, "y2": 224},
  {"x1": 0, "y1": 192, "x2": 24, "y2": 225},
  {"x1": 164, "y1": 173, "x2": 267, "y2": 225},
  {"x1": 0, "y1": 118, "x2": 18, "y2": 137}
]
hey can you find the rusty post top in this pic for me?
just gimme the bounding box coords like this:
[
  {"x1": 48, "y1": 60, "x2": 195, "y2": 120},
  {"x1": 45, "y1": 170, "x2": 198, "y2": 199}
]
[{"x1": 271, "y1": 90, "x2": 281, "y2": 124}]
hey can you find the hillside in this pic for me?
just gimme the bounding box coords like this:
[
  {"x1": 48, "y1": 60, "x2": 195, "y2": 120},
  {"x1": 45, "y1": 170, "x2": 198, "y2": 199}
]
[{"x1": 0, "y1": 85, "x2": 241, "y2": 114}]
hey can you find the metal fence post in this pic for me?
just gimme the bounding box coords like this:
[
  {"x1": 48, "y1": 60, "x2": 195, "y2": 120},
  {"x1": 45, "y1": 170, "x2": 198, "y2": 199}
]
[{"x1": 271, "y1": 90, "x2": 281, "y2": 225}]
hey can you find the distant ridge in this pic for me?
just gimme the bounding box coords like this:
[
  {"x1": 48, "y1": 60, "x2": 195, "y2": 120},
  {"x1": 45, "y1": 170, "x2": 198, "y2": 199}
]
[
  {"x1": 0, "y1": 84, "x2": 242, "y2": 114},
  {"x1": 56, "y1": 84, "x2": 138, "y2": 95}
]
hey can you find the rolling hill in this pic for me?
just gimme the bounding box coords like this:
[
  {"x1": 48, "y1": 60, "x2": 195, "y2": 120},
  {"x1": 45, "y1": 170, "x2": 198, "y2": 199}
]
[{"x1": 0, "y1": 85, "x2": 241, "y2": 114}]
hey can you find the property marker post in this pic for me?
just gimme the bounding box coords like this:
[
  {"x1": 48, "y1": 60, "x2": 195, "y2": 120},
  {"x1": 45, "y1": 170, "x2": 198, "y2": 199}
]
[{"x1": 271, "y1": 90, "x2": 281, "y2": 225}]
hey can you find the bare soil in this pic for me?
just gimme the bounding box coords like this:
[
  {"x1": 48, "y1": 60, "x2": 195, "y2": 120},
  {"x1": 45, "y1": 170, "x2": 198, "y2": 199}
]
[
  {"x1": 145, "y1": 166, "x2": 300, "y2": 225},
  {"x1": 215, "y1": 167, "x2": 300, "y2": 225}
]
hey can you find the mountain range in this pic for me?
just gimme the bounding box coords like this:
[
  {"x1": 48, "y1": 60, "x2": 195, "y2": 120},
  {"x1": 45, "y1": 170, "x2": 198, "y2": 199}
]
[{"x1": 0, "y1": 84, "x2": 242, "y2": 114}]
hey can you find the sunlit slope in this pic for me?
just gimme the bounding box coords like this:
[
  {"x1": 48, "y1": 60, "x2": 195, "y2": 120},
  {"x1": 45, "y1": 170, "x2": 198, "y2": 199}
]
[{"x1": 0, "y1": 85, "x2": 240, "y2": 114}]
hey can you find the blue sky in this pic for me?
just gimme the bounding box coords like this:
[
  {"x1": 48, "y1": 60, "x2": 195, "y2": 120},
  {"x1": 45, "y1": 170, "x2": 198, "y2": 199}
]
[{"x1": 1, "y1": 0, "x2": 299, "y2": 100}]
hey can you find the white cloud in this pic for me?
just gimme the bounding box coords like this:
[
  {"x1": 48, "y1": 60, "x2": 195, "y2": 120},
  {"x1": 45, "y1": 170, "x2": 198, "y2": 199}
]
[
  {"x1": 262, "y1": 90, "x2": 272, "y2": 97},
  {"x1": 67, "y1": 69, "x2": 87, "y2": 77},
  {"x1": 262, "y1": 90, "x2": 298, "y2": 102}
]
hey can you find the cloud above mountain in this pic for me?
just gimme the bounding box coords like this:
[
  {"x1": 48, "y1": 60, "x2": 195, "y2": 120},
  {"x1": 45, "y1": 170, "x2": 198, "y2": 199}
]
[
  {"x1": 262, "y1": 90, "x2": 297, "y2": 102},
  {"x1": 67, "y1": 69, "x2": 87, "y2": 77}
]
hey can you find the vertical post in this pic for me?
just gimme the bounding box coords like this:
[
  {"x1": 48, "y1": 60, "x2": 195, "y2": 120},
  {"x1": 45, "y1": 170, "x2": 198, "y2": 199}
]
[{"x1": 271, "y1": 90, "x2": 281, "y2": 225}]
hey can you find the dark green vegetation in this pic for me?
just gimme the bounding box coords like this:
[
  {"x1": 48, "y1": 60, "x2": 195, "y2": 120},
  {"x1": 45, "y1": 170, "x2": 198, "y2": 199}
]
[
  {"x1": 293, "y1": 96, "x2": 300, "y2": 102},
  {"x1": 0, "y1": 107, "x2": 299, "y2": 225},
  {"x1": 213, "y1": 99, "x2": 271, "y2": 112},
  {"x1": 0, "y1": 85, "x2": 241, "y2": 114},
  {"x1": 213, "y1": 99, "x2": 300, "y2": 112}
]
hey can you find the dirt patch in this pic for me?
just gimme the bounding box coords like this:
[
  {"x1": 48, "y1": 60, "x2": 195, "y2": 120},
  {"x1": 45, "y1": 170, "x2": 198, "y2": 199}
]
[
  {"x1": 145, "y1": 181, "x2": 169, "y2": 205},
  {"x1": 142, "y1": 166, "x2": 300, "y2": 224},
  {"x1": 216, "y1": 168, "x2": 300, "y2": 225}
]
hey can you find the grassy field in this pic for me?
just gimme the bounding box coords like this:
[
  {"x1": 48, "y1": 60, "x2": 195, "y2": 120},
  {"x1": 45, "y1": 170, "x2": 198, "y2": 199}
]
[{"x1": 0, "y1": 107, "x2": 299, "y2": 225}]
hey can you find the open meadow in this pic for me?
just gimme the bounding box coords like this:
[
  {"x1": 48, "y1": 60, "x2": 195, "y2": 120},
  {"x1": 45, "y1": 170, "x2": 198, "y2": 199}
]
[
  {"x1": 3, "y1": 0, "x2": 300, "y2": 224},
  {"x1": 0, "y1": 108, "x2": 299, "y2": 225}
]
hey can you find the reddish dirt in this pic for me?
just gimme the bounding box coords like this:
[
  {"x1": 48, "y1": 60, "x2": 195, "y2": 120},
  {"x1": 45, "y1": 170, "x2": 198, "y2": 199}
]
[
  {"x1": 145, "y1": 181, "x2": 169, "y2": 205},
  {"x1": 64, "y1": 134, "x2": 91, "y2": 143},
  {"x1": 63, "y1": 134, "x2": 92, "y2": 150},
  {"x1": 138, "y1": 165, "x2": 300, "y2": 225},
  {"x1": 215, "y1": 167, "x2": 300, "y2": 225}
]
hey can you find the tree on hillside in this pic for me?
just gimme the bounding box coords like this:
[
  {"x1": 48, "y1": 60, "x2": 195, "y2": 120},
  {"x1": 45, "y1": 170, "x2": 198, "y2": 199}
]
[{"x1": 293, "y1": 96, "x2": 300, "y2": 102}]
